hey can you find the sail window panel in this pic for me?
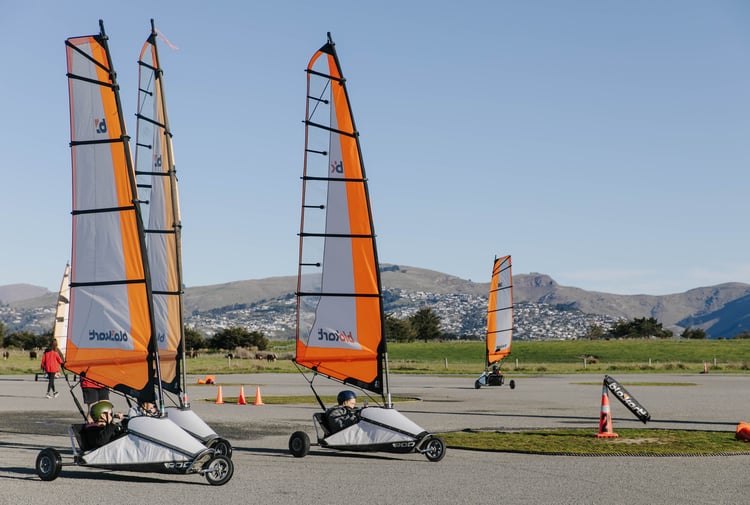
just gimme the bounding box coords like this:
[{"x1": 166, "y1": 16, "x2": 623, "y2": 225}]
[{"x1": 71, "y1": 212, "x2": 133, "y2": 282}]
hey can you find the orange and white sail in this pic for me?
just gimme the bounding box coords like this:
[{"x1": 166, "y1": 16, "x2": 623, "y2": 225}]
[
  {"x1": 52, "y1": 263, "x2": 71, "y2": 355},
  {"x1": 64, "y1": 21, "x2": 159, "y2": 403},
  {"x1": 135, "y1": 20, "x2": 185, "y2": 400},
  {"x1": 295, "y1": 33, "x2": 387, "y2": 397},
  {"x1": 486, "y1": 255, "x2": 513, "y2": 367}
]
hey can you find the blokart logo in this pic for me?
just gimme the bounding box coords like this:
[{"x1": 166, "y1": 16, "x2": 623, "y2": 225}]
[
  {"x1": 157, "y1": 332, "x2": 166, "y2": 343},
  {"x1": 607, "y1": 382, "x2": 649, "y2": 417},
  {"x1": 317, "y1": 328, "x2": 355, "y2": 343},
  {"x1": 330, "y1": 160, "x2": 343, "y2": 174},
  {"x1": 94, "y1": 118, "x2": 107, "y2": 134},
  {"x1": 88, "y1": 329, "x2": 129, "y2": 342}
]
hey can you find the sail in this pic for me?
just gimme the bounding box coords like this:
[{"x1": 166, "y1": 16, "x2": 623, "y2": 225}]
[
  {"x1": 486, "y1": 255, "x2": 513, "y2": 367},
  {"x1": 295, "y1": 33, "x2": 386, "y2": 396},
  {"x1": 64, "y1": 21, "x2": 158, "y2": 403},
  {"x1": 135, "y1": 20, "x2": 185, "y2": 399},
  {"x1": 52, "y1": 263, "x2": 71, "y2": 355}
]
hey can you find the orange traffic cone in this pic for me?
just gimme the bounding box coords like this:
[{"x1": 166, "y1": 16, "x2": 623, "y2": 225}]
[
  {"x1": 215, "y1": 386, "x2": 224, "y2": 405},
  {"x1": 237, "y1": 386, "x2": 247, "y2": 405},
  {"x1": 253, "y1": 386, "x2": 264, "y2": 406},
  {"x1": 596, "y1": 384, "x2": 618, "y2": 438}
]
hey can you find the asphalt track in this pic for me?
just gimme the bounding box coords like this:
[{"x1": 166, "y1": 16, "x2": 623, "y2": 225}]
[{"x1": 2, "y1": 372, "x2": 750, "y2": 505}]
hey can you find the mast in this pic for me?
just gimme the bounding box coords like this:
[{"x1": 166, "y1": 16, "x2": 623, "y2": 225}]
[
  {"x1": 135, "y1": 19, "x2": 186, "y2": 410},
  {"x1": 64, "y1": 20, "x2": 160, "y2": 405},
  {"x1": 52, "y1": 263, "x2": 71, "y2": 356},
  {"x1": 295, "y1": 33, "x2": 389, "y2": 405}
]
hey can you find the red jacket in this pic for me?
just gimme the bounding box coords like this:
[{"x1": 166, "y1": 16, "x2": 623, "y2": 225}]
[{"x1": 41, "y1": 350, "x2": 63, "y2": 374}]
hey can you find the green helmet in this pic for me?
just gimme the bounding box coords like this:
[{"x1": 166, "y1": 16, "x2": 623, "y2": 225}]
[{"x1": 90, "y1": 400, "x2": 114, "y2": 422}]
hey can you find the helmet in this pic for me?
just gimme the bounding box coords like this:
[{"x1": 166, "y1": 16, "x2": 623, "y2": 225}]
[
  {"x1": 492, "y1": 365, "x2": 499, "y2": 372},
  {"x1": 90, "y1": 400, "x2": 114, "y2": 422},
  {"x1": 337, "y1": 390, "x2": 357, "y2": 404}
]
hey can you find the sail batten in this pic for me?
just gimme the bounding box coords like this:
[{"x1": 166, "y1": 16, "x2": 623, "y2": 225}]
[
  {"x1": 485, "y1": 255, "x2": 514, "y2": 367},
  {"x1": 295, "y1": 35, "x2": 387, "y2": 399}
]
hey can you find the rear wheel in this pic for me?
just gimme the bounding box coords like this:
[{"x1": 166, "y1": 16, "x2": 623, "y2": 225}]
[
  {"x1": 211, "y1": 437, "x2": 233, "y2": 458},
  {"x1": 474, "y1": 380, "x2": 481, "y2": 389},
  {"x1": 423, "y1": 436, "x2": 446, "y2": 462},
  {"x1": 36, "y1": 448, "x2": 62, "y2": 481},
  {"x1": 289, "y1": 431, "x2": 310, "y2": 458},
  {"x1": 205, "y1": 455, "x2": 233, "y2": 486},
  {"x1": 509, "y1": 379, "x2": 516, "y2": 390}
]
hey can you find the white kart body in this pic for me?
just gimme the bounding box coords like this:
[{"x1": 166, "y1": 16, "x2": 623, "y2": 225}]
[
  {"x1": 316, "y1": 406, "x2": 428, "y2": 451},
  {"x1": 165, "y1": 407, "x2": 219, "y2": 443},
  {"x1": 77, "y1": 416, "x2": 209, "y2": 467}
]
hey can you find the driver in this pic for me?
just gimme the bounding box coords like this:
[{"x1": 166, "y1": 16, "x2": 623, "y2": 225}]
[
  {"x1": 83, "y1": 400, "x2": 125, "y2": 449},
  {"x1": 325, "y1": 390, "x2": 360, "y2": 433}
]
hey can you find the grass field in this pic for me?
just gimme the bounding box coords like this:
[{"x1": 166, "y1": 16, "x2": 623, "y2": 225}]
[{"x1": 4, "y1": 338, "x2": 750, "y2": 376}]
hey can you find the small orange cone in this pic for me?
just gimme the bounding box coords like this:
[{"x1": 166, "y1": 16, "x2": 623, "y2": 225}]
[
  {"x1": 237, "y1": 386, "x2": 247, "y2": 405},
  {"x1": 215, "y1": 385, "x2": 224, "y2": 405},
  {"x1": 596, "y1": 384, "x2": 618, "y2": 438},
  {"x1": 253, "y1": 386, "x2": 264, "y2": 406}
]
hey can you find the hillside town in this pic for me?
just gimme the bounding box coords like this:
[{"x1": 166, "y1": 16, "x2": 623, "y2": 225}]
[{"x1": 1, "y1": 288, "x2": 620, "y2": 342}]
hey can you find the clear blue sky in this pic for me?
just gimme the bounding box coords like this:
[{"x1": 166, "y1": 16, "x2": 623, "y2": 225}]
[{"x1": 2, "y1": 1, "x2": 749, "y2": 296}]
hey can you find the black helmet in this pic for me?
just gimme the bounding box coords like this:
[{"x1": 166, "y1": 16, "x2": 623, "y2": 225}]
[
  {"x1": 492, "y1": 365, "x2": 499, "y2": 372},
  {"x1": 337, "y1": 390, "x2": 357, "y2": 404}
]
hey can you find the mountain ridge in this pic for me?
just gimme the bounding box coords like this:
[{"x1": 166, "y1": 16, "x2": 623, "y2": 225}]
[{"x1": 4, "y1": 264, "x2": 750, "y2": 338}]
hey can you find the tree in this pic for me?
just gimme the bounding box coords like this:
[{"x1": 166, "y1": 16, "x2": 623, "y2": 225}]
[
  {"x1": 681, "y1": 327, "x2": 706, "y2": 339},
  {"x1": 605, "y1": 317, "x2": 672, "y2": 339},
  {"x1": 409, "y1": 307, "x2": 441, "y2": 342},
  {"x1": 184, "y1": 327, "x2": 206, "y2": 350},
  {"x1": 209, "y1": 327, "x2": 269, "y2": 351},
  {"x1": 585, "y1": 324, "x2": 605, "y2": 340},
  {"x1": 385, "y1": 314, "x2": 416, "y2": 343},
  {"x1": 3, "y1": 330, "x2": 39, "y2": 350}
]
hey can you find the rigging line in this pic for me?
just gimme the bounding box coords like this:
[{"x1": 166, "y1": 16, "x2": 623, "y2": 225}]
[
  {"x1": 135, "y1": 142, "x2": 154, "y2": 149},
  {"x1": 307, "y1": 79, "x2": 330, "y2": 118},
  {"x1": 304, "y1": 120, "x2": 356, "y2": 138}
]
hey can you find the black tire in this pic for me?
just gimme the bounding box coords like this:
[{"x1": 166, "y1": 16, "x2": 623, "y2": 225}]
[
  {"x1": 210, "y1": 437, "x2": 233, "y2": 459},
  {"x1": 205, "y1": 455, "x2": 233, "y2": 486},
  {"x1": 289, "y1": 431, "x2": 310, "y2": 458},
  {"x1": 509, "y1": 379, "x2": 516, "y2": 390},
  {"x1": 36, "y1": 448, "x2": 62, "y2": 481},
  {"x1": 474, "y1": 380, "x2": 481, "y2": 389},
  {"x1": 423, "y1": 436, "x2": 446, "y2": 462}
]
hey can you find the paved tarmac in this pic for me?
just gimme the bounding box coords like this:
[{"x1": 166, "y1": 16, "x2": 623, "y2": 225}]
[{"x1": 2, "y1": 372, "x2": 750, "y2": 505}]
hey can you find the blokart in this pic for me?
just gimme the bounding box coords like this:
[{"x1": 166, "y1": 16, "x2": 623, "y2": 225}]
[
  {"x1": 289, "y1": 405, "x2": 446, "y2": 462},
  {"x1": 474, "y1": 369, "x2": 516, "y2": 389},
  {"x1": 35, "y1": 415, "x2": 233, "y2": 485}
]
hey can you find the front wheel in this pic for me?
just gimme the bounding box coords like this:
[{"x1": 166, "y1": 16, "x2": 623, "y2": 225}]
[
  {"x1": 205, "y1": 455, "x2": 233, "y2": 486},
  {"x1": 423, "y1": 436, "x2": 446, "y2": 462},
  {"x1": 210, "y1": 437, "x2": 233, "y2": 459},
  {"x1": 36, "y1": 448, "x2": 62, "y2": 481},
  {"x1": 474, "y1": 380, "x2": 481, "y2": 389},
  {"x1": 509, "y1": 379, "x2": 516, "y2": 390},
  {"x1": 289, "y1": 431, "x2": 310, "y2": 458}
]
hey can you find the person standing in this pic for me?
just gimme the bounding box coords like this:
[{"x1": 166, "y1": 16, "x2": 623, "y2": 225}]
[
  {"x1": 40, "y1": 346, "x2": 64, "y2": 398},
  {"x1": 81, "y1": 376, "x2": 110, "y2": 420}
]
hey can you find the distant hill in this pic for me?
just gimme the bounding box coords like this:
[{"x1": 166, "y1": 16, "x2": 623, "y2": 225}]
[
  {"x1": 4, "y1": 264, "x2": 750, "y2": 338},
  {"x1": 0, "y1": 284, "x2": 50, "y2": 304}
]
